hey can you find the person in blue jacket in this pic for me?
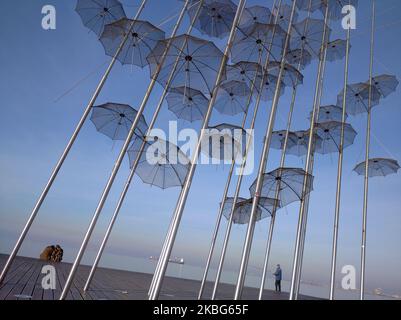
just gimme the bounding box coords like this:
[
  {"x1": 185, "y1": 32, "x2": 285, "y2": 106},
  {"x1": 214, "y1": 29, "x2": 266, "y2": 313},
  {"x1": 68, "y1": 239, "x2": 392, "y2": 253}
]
[{"x1": 274, "y1": 264, "x2": 282, "y2": 292}]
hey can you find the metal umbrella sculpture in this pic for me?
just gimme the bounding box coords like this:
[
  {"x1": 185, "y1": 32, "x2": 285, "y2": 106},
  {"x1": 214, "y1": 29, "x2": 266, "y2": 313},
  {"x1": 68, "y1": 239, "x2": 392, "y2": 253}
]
[
  {"x1": 60, "y1": 0, "x2": 195, "y2": 299},
  {"x1": 234, "y1": 0, "x2": 298, "y2": 300},
  {"x1": 315, "y1": 121, "x2": 357, "y2": 155},
  {"x1": 371, "y1": 74, "x2": 399, "y2": 98},
  {"x1": 128, "y1": 137, "x2": 190, "y2": 189},
  {"x1": 75, "y1": 0, "x2": 126, "y2": 37},
  {"x1": 198, "y1": 2, "x2": 284, "y2": 299},
  {"x1": 225, "y1": 61, "x2": 263, "y2": 87},
  {"x1": 336, "y1": 82, "x2": 381, "y2": 116},
  {"x1": 284, "y1": 2, "x2": 331, "y2": 300},
  {"x1": 149, "y1": 1, "x2": 248, "y2": 300},
  {"x1": 313, "y1": 105, "x2": 348, "y2": 122},
  {"x1": 90, "y1": 103, "x2": 148, "y2": 140},
  {"x1": 231, "y1": 22, "x2": 286, "y2": 64},
  {"x1": 84, "y1": 1, "x2": 208, "y2": 293},
  {"x1": 286, "y1": 48, "x2": 312, "y2": 70},
  {"x1": 186, "y1": 0, "x2": 238, "y2": 39},
  {"x1": 354, "y1": 158, "x2": 400, "y2": 177},
  {"x1": 0, "y1": 0, "x2": 149, "y2": 286},
  {"x1": 201, "y1": 123, "x2": 246, "y2": 162},
  {"x1": 99, "y1": 18, "x2": 165, "y2": 68},
  {"x1": 166, "y1": 87, "x2": 209, "y2": 122},
  {"x1": 256, "y1": 73, "x2": 286, "y2": 101},
  {"x1": 239, "y1": 5, "x2": 272, "y2": 30},
  {"x1": 222, "y1": 197, "x2": 276, "y2": 225},
  {"x1": 324, "y1": 39, "x2": 349, "y2": 62},
  {"x1": 147, "y1": 34, "x2": 225, "y2": 95},
  {"x1": 257, "y1": 6, "x2": 326, "y2": 299},
  {"x1": 250, "y1": 168, "x2": 314, "y2": 207},
  {"x1": 207, "y1": 1, "x2": 299, "y2": 300},
  {"x1": 265, "y1": 61, "x2": 304, "y2": 88},
  {"x1": 274, "y1": 3, "x2": 299, "y2": 31},
  {"x1": 214, "y1": 80, "x2": 251, "y2": 115},
  {"x1": 291, "y1": 18, "x2": 331, "y2": 58},
  {"x1": 286, "y1": 130, "x2": 323, "y2": 157}
]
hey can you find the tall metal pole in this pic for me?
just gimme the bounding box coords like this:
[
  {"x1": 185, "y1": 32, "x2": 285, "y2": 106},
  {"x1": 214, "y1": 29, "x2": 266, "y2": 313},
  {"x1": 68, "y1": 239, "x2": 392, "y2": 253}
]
[
  {"x1": 329, "y1": 23, "x2": 351, "y2": 300},
  {"x1": 0, "y1": 0, "x2": 148, "y2": 286},
  {"x1": 360, "y1": 0, "x2": 375, "y2": 301},
  {"x1": 258, "y1": 0, "x2": 313, "y2": 300},
  {"x1": 197, "y1": 48, "x2": 263, "y2": 300},
  {"x1": 293, "y1": 18, "x2": 330, "y2": 299},
  {"x1": 289, "y1": 4, "x2": 329, "y2": 300},
  {"x1": 83, "y1": 0, "x2": 205, "y2": 293},
  {"x1": 210, "y1": 0, "x2": 283, "y2": 299},
  {"x1": 59, "y1": 0, "x2": 191, "y2": 300},
  {"x1": 148, "y1": 0, "x2": 248, "y2": 300},
  {"x1": 233, "y1": 0, "x2": 298, "y2": 300}
]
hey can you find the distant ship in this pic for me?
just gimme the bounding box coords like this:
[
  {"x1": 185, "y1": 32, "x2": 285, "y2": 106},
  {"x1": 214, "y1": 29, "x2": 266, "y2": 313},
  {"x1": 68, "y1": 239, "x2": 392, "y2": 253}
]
[{"x1": 149, "y1": 256, "x2": 184, "y2": 265}]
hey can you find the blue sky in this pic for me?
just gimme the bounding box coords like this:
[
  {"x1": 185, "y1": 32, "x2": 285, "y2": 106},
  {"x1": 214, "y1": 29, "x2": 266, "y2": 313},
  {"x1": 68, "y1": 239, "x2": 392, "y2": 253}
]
[{"x1": 0, "y1": 0, "x2": 400, "y2": 296}]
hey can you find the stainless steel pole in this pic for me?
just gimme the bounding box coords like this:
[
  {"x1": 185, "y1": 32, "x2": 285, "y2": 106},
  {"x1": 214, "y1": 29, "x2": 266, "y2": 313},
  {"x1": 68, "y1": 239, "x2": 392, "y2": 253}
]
[
  {"x1": 233, "y1": 0, "x2": 298, "y2": 300},
  {"x1": 0, "y1": 0, "x2": 148, "y2": 286},
  {"x1": 293, "y1": 20, "x2": 330, "y2": 299},
  {"x1": 83, "y1": 0, "x2": 205, "y2": 293},
  {"x1": 198, "y1": 49, "x2": 263, "y2": 300},
  {"x1": 148, "y1": 0, "x2": 248, "y2": 300},
  {"x1": 289, "y1": 4, "x2": 329, "y2": 300},
  {"x1": 210, "y1": 0, "x2": 283, "y2": 299},
  {"x1": 59, "y1": 0, "x2": 191, "y2": 300},
  {"x1": 360, "y1": 0, "x2": 375, "y2": 301},
  {"x1": 258, "y1": 0, "x2": 313, "y2": 300},
  {"x1": 329, "y1": 23, "x2": 351, "y2": 300}
]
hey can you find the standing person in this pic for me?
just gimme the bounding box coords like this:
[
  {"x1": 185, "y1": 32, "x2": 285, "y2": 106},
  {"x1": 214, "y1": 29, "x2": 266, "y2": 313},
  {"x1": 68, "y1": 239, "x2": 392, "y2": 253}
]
[{"x1": 274, "y1": 264, "x2": 282, "y2": 292}]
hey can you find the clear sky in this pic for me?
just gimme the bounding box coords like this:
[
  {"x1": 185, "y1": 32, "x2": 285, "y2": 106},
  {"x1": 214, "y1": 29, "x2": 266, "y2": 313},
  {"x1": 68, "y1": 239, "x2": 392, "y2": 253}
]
[{"x1": 0, "y1": 0, "x2": 400, "y2": 297}]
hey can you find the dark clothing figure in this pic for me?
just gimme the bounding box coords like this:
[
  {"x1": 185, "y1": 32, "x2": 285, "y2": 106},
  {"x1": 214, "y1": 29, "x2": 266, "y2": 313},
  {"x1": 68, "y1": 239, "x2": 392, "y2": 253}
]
[
  {"x1": 274, "y1": 266, "x2": 282, "y2": 292},
  {"x1": 275, "y1": 280, "x2": 281, "y2": 292}
]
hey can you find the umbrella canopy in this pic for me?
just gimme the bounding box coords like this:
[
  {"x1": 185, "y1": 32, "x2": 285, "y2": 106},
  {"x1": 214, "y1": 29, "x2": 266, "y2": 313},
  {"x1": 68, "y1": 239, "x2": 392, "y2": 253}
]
[
  {"x1": 215, "y1": 81, "x2": 251, "y2": 115},
  {"x1": 100, "y1": 18, "x2": 165, "y2": 68},
  {"x1": 90, "y1": 103, "x2": 148, "y2": 141},
  {"x1": 290, "y1": 18, "x2": 331, "y2": 59},
  {"x1": 226, "y1": 61, "x2": 264, "y2": 89},
  {"x1": 315, "y1": 121, "x2": 357, "y2": 155},
  {"x1": 273, "y1": 3, "x2": 299, "y2": 31},
  {"x1": 231, "y1": 22, "x2": 286, "y2": 64},
  {"x1": 166, "y1": 86, "x2": 209, "y2": 122},
  {"x1": 353, "y1": 158, "x2": 400, "y2": 178},
  {"x1": 201, "y1": 123, "x2": 246, "y2": 162},
  {"x1": 250, "y1": 167, "x2": 314, "y2": 207},
  {"x1": 255, "y1": 73, "x2": 285, "y2": 101},
  {"x1": 285, "y1": 48, "x2": 312, "y2": 70},
  {"x1": 127, "y1": 137, "x2": 190, "y2": 189},
  {"x1": 75, "y1": 0, "x2": 126, "y2": 37},
  {"x1": 186, "y1": 0, "x2": 237, "y2": 39},
  {"x1": 147, "y1": 34, "x2": 225, "y2": 95},
  {"x1": 337, "y1": 82, "x2": 381, "y2": 116},
  {"x1": 370, "y1": 74, "x2": 399, "y2": 98},
  {"x1": 323, "y1": 39, "x2": 350, "y2": 62},
  {"x1": 266, "y1": 62, "x2": 304, "y2": 88},
  {"x1": 222, "y1": 197, "x2": 278, "y2": 224},
  {"x1": 295, "y1": 0, "x2": 359, "y2": 21},
  {"x1": 312, "y1": 105, "x2": 348, "y2": 123},
  {"x1": 286, "y1": 130, "x2": 323, "y2": 157},
  {"x1": 239, "y1": 5, "x2": 272, "y2": 31}
]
